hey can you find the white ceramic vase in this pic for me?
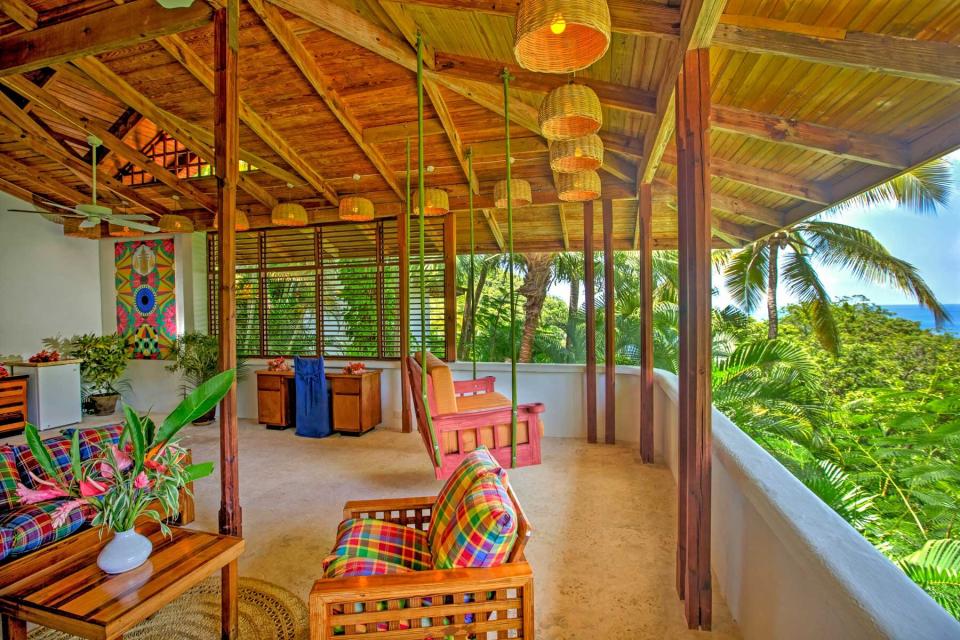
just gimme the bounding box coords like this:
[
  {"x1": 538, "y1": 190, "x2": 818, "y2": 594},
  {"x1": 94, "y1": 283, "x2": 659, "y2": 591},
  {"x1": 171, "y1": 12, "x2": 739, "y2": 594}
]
[{"x1": 97, "y1": 529, "x2": 153, "y2": 574}]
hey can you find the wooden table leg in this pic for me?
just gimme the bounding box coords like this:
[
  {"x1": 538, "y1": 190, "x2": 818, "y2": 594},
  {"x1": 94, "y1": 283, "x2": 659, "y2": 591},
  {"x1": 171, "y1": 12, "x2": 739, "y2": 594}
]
[
  {"x1": 221, "y1": 560, "x2": 238, "y2": 640},
  {"x1": 1, "y1": 616, "x2": 26, "y2": 640}
]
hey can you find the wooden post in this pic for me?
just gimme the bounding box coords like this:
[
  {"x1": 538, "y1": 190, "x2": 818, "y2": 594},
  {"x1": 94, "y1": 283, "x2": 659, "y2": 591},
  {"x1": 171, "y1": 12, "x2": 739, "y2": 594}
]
[
  {"x1": 443, "y1": 212, "x2": 457, "y2": 361},
  {"x1": 602, "y1": 198, "x2": 615, "y2": 445},
  {"x1": 639, "y1": 184, "x2": 654, "y2": 463},
  {"x1": 676, "y1": 47, "x2": 712, "y2": 631},
  {"x1": 398, "y1": 209, "x2": 411, "y2": 432},
  {"x1": 583, "y1": 200, "x2": 597, "y2": 444},
  {"x1": 214, "y1": 3, "x2": 240, "y2": 639}
]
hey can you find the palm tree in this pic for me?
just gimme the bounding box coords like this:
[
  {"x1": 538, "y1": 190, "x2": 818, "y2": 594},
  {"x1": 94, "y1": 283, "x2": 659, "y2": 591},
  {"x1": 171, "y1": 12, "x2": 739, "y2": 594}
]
[
  {"x1": 517, "y1": 253, "x2": 557, "y2": 362},
  {"x1": 552, "y1": 253, "x2": 583, "y2": 350},
  {"x1": 724, "y1": 158, "x2": 953, "y2": 353}
]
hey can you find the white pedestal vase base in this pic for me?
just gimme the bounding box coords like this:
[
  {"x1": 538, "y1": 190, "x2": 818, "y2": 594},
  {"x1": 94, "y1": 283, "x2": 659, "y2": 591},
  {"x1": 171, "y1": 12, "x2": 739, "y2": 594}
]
[{"x1": 97, "y1": 529, "x2": 153, "y2": 574}]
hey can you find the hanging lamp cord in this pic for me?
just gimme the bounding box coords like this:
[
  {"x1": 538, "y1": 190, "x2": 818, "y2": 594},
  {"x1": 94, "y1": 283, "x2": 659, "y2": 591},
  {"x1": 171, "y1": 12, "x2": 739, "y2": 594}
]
[
  {"x1": 417, "y1": 33, "x2": 442, "y2": 468},
  {"x1": 502, "y1": 68, "x2": 519, "y2": 469}
]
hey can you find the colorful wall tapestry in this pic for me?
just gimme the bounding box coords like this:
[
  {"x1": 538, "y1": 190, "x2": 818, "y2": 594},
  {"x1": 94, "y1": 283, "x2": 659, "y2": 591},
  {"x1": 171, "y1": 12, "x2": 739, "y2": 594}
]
[{"x1": 115, "y1": 239, "x2": 177, "y2": 359}]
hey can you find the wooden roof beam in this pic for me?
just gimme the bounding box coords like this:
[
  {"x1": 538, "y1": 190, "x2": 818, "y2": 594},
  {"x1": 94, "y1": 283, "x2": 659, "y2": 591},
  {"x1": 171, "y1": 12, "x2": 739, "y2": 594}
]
[
  {"x1": 712, "y1": 20, "x2": 960, "y2": 86},
  {"x1": 653, "y1": 177, "x2": 786, "y2": 227},
  {"x1": 250, "y1": 0, "x2": 403, "y2": 199},
  {"x1": 3, "y1": 75, "x2": 218, "y2": 213},
  {"x1": 558, "y1": 203, "x2": 576, "y2": 251},
  {"x1": 0, "y1": 0, "x2": 212, "y2": 78},
  {"x1": 481, "y1": 208, "x2": 505, "y2": 252},
  {"x1": 155, "y1": 34, "x2": 339, "y2": 205},
  {"x1": 0, "y1": 152, "x2": 89, "y2": 205},
  {"x1": 0, "y1": 0, "x2": 38, "y2": 31}
]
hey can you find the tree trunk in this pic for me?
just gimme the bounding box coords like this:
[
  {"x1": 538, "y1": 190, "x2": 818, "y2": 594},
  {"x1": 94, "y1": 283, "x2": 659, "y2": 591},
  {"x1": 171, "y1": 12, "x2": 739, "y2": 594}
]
[
  {"x1": 565, "y1": 279, "x2": 579, "y2": 351},
  {"x1": 517, "y1": 253, "x2": 556, "y2": 363},
  {"x1": 457, "y1": 259, "x2": 491, "y2": 360},
  {"x1": 767, "y1": 242, "x2": 780, "y2": 339}
]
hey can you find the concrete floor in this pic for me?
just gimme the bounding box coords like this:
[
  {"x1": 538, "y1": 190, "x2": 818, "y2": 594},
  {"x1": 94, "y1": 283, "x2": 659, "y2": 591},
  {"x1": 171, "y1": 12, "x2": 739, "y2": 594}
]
[{"x1": 12, "y1": 418, "x2": 741, "y2": 639}]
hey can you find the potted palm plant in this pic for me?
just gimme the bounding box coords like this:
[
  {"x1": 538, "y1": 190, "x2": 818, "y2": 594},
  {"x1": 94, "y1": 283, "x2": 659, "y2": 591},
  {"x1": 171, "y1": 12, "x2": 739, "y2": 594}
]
[
  {"x1": 166, "y1": 332, "x2": 245, "y2": 425},
  {"x1": 60, "y1": 333, "x2": 129, "y2": 416}
]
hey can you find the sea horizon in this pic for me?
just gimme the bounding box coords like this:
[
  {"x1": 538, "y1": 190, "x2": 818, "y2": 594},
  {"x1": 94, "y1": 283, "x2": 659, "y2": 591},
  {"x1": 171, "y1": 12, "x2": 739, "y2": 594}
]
[{"x1": 881, "y1": 303, "x2": 960, "y2": 336}]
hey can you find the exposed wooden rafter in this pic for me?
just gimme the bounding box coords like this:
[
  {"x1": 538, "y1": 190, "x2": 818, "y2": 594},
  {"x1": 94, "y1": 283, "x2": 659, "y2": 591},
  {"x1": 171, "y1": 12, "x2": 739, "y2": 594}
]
[
  {"x1": 481, "y1": 208, "x2": 505, "y2": 252},
  {"x1": 155, "y1": 34, "x2": 339, "y2": 205},
  {"x1": 249, "y1": 0, "x2": 403, "y2": 199},
  {"x1": 558, "y1": 204, "x2": 575, "y2": 251},
  {"x1": 362, "y1": 118, "x2": 445, "y2": 145},
  {"x1": 0, "y1": 0, "x2": 212, "y2": 78},
  {"x1": 0, "y1": 150, "x2": 89, "y2": 205},
  {"x1": 0, "y1": 0, "x2": 38, "y2": 31}
]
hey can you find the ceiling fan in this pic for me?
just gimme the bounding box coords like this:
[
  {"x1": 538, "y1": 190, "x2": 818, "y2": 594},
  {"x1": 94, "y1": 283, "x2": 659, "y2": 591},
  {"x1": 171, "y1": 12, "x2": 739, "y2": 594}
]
[{"x1": 7, "y1": 135, "x2": 160, "y2": 233}]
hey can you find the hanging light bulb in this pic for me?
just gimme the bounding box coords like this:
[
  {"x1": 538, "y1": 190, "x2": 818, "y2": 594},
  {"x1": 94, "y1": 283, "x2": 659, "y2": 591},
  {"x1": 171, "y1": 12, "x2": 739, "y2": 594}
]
[
  {"x1": 339, "y1": 173, "x2": 375, "y2": 222},
  {"x1": 550, "y1": 12, "x2": 566, "y2": 34}
]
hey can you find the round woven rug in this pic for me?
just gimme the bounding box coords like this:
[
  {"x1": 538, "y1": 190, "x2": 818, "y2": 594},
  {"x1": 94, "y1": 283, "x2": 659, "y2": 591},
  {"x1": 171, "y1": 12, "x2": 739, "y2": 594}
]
[{"x1": 29, "y1": 577, "x2": 308, "y2": 640}]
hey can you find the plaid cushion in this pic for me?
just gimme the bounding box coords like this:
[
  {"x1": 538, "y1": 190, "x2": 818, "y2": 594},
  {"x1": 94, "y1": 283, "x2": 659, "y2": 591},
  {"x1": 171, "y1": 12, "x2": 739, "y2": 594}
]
[
  {"x1": 428, "y1": 447, "x2": 500, "y2": 549},
  {"x1": 432, "y1": 472, "x2": 518, "y2": 570},
  {"x1": 64, "y1": 424, "x2": 124, "y2": 461},
  {"x1": 323, "y1": 519, "x2": 432, "y2": 572},
  {"x1": 323, "y1": 555, "x2": 413, "y2": 579},
  {"x1": 0, "y1": 526, "x2": 13, "y2": 561},
  {"x1": 0, "y1": 446, "x2": 21, "y2": 511},
  {"x1": 13, "y1": 436, "x2": 73, "y2": 488},
  {"x1": 0, "y1": 500, "x2": 89, "y2": 556}
]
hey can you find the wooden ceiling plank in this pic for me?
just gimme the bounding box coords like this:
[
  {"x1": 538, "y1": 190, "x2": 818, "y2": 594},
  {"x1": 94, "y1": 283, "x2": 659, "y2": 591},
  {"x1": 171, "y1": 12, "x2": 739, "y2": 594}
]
[
  {"x1": 0, "y1": 152, "x2": 89, "y2": 204},
  {"x1": 362, "y1": 118, "x2": 445, "y2": 144},
  {"x1": 712, "y1": 22, "x2": 960, "y2": 86},
  {"x1": 711, "y1": 104, "x2": 908, "y2": 168},
  {"x1": 3, "y1": 75, "x2": 218, "y2": 213},
  {"x1": 639, "y1": 0, "x2": 727, "y2": 184},
  {"x1": 0, "y1": 0, "x2": 212, "y2": 78},
  {"x1": 69, "y1": 57, "x2": 284, "y2": 209},
  {"x1": 653, "y1": 177, "x2": 785, "y2": 227},
  {"x1": 481, "y1": 208, "x2": 505, "y2": 252},
  {"x1": 0, "y1": 0, "x2": 38, "y2": 30},
  {"x1": 155, "y1": 34, "x2": 339, "y2": 205},
  {"x1": 250, "y1": 0, "x2": 404, "y2": 199}
]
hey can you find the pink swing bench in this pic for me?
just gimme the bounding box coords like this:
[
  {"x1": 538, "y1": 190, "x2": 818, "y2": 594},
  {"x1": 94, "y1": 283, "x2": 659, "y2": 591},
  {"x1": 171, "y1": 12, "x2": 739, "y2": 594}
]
[{"x1": 406, "y1": 352, "x2": 545, "y2": 479}]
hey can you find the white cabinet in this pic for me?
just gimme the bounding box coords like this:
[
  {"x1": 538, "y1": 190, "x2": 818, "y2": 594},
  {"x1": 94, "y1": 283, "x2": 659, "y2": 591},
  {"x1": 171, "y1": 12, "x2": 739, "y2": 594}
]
[{"x1": 11, "y1": 360, "x2": 82, "y2": 430}]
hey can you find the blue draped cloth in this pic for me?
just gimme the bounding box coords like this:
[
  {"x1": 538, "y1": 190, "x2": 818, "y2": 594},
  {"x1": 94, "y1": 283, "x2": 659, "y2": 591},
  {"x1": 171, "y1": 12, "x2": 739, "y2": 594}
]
[{"x1": 295, "y1": 356, "x2": 331, "y2": 438}]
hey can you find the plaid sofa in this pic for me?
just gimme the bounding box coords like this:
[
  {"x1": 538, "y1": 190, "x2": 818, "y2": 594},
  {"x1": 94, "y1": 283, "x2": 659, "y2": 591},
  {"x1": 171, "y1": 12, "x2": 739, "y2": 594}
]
[{"x1": 0, "y1": 424, "x2": 194, "y2": 563}]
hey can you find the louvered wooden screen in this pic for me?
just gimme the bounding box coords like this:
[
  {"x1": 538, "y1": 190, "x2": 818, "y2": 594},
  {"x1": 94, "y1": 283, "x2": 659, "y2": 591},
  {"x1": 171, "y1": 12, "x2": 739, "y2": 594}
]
[{"x1": 207, "y1": 217, "x2": 448, "y2": 360}]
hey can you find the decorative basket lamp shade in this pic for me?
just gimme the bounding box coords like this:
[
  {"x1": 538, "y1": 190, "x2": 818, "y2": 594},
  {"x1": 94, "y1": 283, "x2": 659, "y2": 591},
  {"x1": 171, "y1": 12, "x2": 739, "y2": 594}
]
[
  {"x1": 63, "y1": 219, "x2": 101, "y2": 239},
  {"x1": 550, "y1": 134, "x2": 603, "y2": 173},
  {"x1": 413, "y1": 188, "x2": 450, "y2": 216},
  {"x1": 514, "y1": 0, "x2": 611, "y2": 73},
  {"x1": 109, "y1": 224, "x2": 142, "y2": 238},
  {"x1": 539, "y1": 84, "x2": 602, "y2": 141},
  {"x1": 158, "y1": 214, "x2": 194, "y2": 233},
  {"x1": 494, "y1": 179, "x2": 533, "y2": 209},
  {"x1": 271, "y1": 202, "x2": 308, "y2": 227},
  {"x1": 339, "y1": 174, "x2": 375, "y2": 222},
  {"x1": 556, "y1": 170, "x2": 601, "y2": 202},
  {"x1": 213, "y1": 210, "x2": 250, "y2": 232}
]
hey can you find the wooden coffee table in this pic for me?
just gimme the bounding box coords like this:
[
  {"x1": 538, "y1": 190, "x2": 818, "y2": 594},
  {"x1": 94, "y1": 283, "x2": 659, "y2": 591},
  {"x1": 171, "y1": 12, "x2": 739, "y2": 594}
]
[{"x1": 0, "y1": 523, "x2": 244, "y2": 639}]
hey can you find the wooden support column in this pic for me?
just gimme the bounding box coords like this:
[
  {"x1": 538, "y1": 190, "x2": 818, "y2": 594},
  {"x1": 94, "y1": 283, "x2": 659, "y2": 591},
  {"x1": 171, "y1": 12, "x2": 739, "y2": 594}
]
[
  {"x1": 398, "y1": 209, "x2": 411, "y2": 432},
  {"x1": 443, "y1": 212, "x2": 457, "y2": 361},
  {"x1": 583, "y1": 201, "x2": 597, "y2": 444},
  {"x1": 602, "y1": 199, "x2": 616, "y2": 445},
  {"x1": 638, "y1": 184, "x2": 654, "y2": 464},
  {"x1": 676, "y1": 47, "x2": 712, "y2": 631},
  {"x1": 214, "y1": 2, "x2": 240, "y2": 640}
]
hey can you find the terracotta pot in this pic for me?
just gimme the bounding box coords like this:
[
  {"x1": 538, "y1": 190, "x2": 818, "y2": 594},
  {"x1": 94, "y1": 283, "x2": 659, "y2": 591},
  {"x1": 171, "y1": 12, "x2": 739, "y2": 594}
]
[
  {"x1": 192, "y1": 406, "x2": 217, "y2": 425},
  {"x1": 90, "y1": 393, "x2": 120, "y2": 416}
]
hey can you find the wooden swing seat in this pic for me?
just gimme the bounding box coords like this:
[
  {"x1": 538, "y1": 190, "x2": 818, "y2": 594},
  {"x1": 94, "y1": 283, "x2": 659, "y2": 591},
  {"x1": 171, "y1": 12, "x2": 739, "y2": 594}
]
[{"x1": 407, "y1": 353, "x2": 545, "y2": 479}]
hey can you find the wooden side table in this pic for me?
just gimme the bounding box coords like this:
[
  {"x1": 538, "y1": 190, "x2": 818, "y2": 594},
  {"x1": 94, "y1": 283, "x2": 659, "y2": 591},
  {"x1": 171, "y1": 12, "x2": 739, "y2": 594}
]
[
  {"x1": 0, "y1": 376, "x2": 28, "y2": 435},
  {"x1": 255, "y1": 368, "x2": 382, "y2": 434}
]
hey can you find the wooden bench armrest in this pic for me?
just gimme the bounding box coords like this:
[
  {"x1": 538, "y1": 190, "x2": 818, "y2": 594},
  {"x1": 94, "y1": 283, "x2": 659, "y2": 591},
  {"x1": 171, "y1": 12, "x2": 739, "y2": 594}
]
[
  {"x1": 433, "y1": 402, "x2": 545, "y2": 426},
  {"x1": 341, "y1": 496, "x2": 437, "y2": 521},
  {"x1": 454, "y1": 376, "x2": 496, "y2": 395}
]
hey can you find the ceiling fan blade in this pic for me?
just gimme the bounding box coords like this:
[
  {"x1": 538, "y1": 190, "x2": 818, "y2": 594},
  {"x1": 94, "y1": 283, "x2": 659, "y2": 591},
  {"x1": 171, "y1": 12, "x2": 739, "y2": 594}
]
[
  {"x1": 33, "y1": 200, "x2": 82, "y2": 214},
  {"x1": 103, "y1": 217, "x2": 159, "y2": 233},
  {"x1": 7, "y1": 209, "x2": 84, "y2": 217},
  {"x1": 79, "y1": 219, "x2": 100, "y2": 229},
  {"x1": 109, "y1": 213, "x2": 153, "y2": 222}
]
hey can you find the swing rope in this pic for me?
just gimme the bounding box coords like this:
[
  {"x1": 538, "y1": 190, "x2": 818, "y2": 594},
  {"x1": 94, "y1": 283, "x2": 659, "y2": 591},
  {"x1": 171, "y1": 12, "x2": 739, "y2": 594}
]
[
  {"x1": 501, "y1": 69, "x2": 519, "y2": 469},
  {"x1": 468, "y1": 148, "x2": 477, "y2": 380},
  {"x1": 417, "y1": 33, "x2": 441, "y2": 468}
]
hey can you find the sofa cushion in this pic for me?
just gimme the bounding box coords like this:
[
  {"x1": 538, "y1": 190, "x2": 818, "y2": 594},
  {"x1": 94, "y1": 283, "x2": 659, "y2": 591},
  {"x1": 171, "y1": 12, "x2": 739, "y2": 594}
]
[
  {"x1": 415, "y1": 352, "x2": 458, "y2": 415},
  {"x1": 323, "y1": 555, "x2": 414, "y2": 579},
  {"x1": 428, "y1": 447, "x2": 500, "y2": 549},
  {"x1": 64, "y1": 424, "x2": 124, "y2": 461},
  {"x1": 0, "y1": 446, "x2": 21, "y2": 511},
  {"x1": 13, "y1": 436, "x2": 74, "y2": 488},
  {"x1": 1, "y1": 500, "x2": 89, "y2": 556},
  {"x1": 0, "y1": 526, "x2": 13, "y2": 562},
  {"x1": 456, "y1": 391, "x2": 512, "y2": 413},
  {"x1": 432, "y1": 472, "x2": 518, "y2": 570},
  {"x1": 323, "y1": 519, "x2": 432, "y2": 573}
]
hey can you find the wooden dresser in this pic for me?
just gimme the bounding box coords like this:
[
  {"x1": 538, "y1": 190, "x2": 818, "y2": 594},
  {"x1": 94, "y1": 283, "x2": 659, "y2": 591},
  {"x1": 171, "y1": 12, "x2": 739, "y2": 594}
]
[
  {"x1": 0, "y1": 375, "x2": 29, "y2": 434},
  {"x1": 256, "y1": 369, "x2": 382, "y2": 434}
]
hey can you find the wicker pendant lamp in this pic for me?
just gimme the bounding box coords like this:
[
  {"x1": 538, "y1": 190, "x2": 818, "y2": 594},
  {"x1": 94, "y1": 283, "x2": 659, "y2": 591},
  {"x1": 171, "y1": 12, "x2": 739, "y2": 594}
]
[
  {"x1": 514, "y1": 0, "x2": 611, "y2": 73},
  {"x1": 494, "y1": 178, "x2": 533, "y2": 209},
  {"x1": 158, "y1": 214, "x2": 194, "y2": 233},
  {"x1": 539, "y1": 83, "x2": 602, "y2": 141},
  {"x1": 63, "y1": 219, "x2": 102, "y2": 239},
  {"x1": 271, "y1": 202, "x2": 308, "y2": 227},
  {"x1": 556, "y1": 170, "x2": 601, "y2": 202},
  {"x1": 212, "y1": 210, "x2": 250, "y2": 232},
  {"x1": 339, "y1": 174, "x2": 375, "y2": 222},
  {"x1": 550, "y1": 133, "x2": 603, "y2": 173},
  {"x1": 413, "y1": 187, "x2": 449, "y2": 216}
]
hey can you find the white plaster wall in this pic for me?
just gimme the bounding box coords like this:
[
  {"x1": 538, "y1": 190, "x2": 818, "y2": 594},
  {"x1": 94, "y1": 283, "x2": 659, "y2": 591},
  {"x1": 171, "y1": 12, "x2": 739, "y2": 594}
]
[
  {"x1": 0, "y1": 195, "x2": 102, "y2": 357},
  {"x1": 653, "y1": 370, "x2": 960, "y2": 640}
]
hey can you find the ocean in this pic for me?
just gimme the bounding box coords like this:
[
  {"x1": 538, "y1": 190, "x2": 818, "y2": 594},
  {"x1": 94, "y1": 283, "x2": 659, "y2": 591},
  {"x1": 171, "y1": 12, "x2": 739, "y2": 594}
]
[{"x1": 881, "y1": 304, "x2": 960, "y2": 336}]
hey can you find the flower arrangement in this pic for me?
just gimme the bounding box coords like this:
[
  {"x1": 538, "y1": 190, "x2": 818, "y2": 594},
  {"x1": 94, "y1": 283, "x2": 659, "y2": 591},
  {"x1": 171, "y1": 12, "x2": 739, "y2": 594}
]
[
  {"x1": 0, "y1": 364, "x2": 7, "y2": 379},
  {"x1": 343, "y1": 362, "x2": 366, "y2": 375},
  {"x1": 267, "y1": 356, "x2": 290, "y2": 372},
  {"x1": 28, "y1": 349, "x2": 60, "y2": 363},
  {"x1": 17, "y1": 370, "x2": 234, "y2": 538}
]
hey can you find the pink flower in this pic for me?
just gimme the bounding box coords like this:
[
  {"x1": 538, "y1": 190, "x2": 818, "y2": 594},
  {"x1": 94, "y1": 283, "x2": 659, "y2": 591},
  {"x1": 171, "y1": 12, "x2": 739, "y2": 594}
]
[
  {"x1": 51, "y1": 499, "x2": 87, "y2": 528},
  {"x1": 134, "y1": 472, "x2": 151, "y2": 490},
  {"x1": 16, "y1": 480, "x2": 68, "y2": 504},
  {"x1": 144, "y1": 458, "x2": 167, "y2": 473},
  {"x1": 79, "y1": 478, "x2": 108, "y2": 497},
  {"x1": 100, "y1": 445, "x2": 133, "y2": 478}
]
